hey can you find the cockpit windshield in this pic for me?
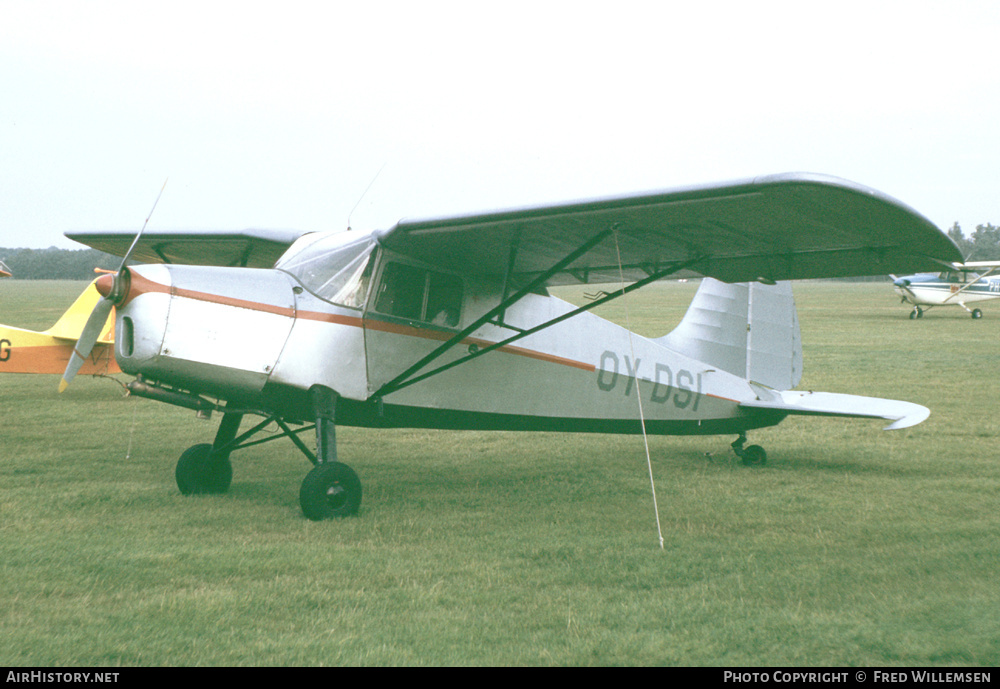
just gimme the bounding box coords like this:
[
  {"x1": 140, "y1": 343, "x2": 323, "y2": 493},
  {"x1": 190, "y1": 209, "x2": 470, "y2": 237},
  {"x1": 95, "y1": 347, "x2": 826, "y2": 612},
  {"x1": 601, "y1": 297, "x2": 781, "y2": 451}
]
[{"x1": 275, "y1": 231, "x2": 377, "y2": 308}]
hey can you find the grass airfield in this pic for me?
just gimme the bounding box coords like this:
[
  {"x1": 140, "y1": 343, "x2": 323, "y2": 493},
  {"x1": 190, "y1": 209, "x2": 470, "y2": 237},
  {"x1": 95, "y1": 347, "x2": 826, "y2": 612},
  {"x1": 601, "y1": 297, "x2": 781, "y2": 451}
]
[{"x1": 0, "y1": 279, "x2": 997, "y2": 666}]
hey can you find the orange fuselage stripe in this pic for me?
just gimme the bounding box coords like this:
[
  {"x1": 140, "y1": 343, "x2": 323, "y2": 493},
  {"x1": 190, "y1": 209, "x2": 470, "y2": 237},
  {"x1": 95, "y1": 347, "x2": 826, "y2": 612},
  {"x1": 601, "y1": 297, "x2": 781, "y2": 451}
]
[{"x1": 129, "y1": 273, "x2": 597, "y2": 373}]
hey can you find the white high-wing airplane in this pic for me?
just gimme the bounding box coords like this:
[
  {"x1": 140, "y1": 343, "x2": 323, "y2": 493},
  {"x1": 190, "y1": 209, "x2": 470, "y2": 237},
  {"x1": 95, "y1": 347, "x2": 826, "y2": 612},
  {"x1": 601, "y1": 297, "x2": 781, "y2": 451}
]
[
  {"x1": 892, "y1": 261, "x2": 1000, "y2": 319},
  {"x1": 64, "y1": 173, "x2": 962, "y2": 520}
]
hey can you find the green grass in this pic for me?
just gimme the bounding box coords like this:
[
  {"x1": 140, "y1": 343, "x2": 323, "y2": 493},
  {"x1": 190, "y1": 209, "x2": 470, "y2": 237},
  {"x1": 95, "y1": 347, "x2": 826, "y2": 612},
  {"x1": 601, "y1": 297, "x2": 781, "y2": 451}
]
[{"x1": 1, "y1": 280, "x2": 998, "y2": 666}]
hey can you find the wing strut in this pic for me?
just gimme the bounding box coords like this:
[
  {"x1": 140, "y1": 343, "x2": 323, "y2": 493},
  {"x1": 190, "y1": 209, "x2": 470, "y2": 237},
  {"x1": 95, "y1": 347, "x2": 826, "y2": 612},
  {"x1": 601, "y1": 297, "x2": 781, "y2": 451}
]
[
  {"x1": 372, "y1": 227, "x2": 613, "y2": 398},
  {"x1": 374, "y1": 248, "x2": 706, "y2": 398},
  {"x1": 943, "y1": 265, "x2": 999, "y2": 303},
  {"x1": 497, "y1": 227, "x2": 523, "y2": 325}
]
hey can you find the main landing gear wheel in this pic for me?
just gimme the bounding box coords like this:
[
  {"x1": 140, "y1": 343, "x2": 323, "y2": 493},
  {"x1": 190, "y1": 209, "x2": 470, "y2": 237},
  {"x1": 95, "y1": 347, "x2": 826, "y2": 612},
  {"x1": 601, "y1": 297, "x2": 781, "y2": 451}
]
[
  {"x1": 972, "y1": 308, "x2": 983, "y2": 319},
  {"x1": 176, "y1": 443, "x2": 233, "y2": 495},
  {"x1": 909, "y1": 306, "x2": 923, "y2": 319},
  {"x1": 300, "y1": 462, "x2": 362, "y2": 520}
]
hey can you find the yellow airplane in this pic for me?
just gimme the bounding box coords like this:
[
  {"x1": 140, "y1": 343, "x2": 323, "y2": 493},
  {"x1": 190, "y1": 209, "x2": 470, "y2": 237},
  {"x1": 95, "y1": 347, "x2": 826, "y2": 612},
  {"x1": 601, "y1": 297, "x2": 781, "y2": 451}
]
[
  {"x1": 0, "y1": 278, "x2": 119, "y2": 375},
  {"x1": 0, "y1": 260, "x2": 11, "y2": 278}
]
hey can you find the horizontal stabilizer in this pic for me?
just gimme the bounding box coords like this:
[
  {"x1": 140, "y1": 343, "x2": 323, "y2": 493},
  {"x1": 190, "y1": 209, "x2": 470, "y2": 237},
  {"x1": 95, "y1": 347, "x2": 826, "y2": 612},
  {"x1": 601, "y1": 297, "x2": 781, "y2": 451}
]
[{"x1": 741, "y1": 389, "x2": 929, "y2": 430}]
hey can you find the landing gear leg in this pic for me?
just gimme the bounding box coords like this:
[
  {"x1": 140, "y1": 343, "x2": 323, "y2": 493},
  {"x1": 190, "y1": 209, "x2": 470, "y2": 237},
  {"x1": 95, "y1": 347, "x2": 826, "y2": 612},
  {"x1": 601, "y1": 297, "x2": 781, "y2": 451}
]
[
  {"x1": 960, "y1": 303, "x2": 984, "y2": 319},
  {"x1": 732, "y1": 432, "x2": 767, "y2": 466},
  {"x1": 955, "y1": 302, "x2": 983, "y2": 319},
  {"x1": 175, "y1": 410, "x2": 241, "y2": 494},
  {"x1": 299, "y1": 385, "x2": 362, "y2": 520}
]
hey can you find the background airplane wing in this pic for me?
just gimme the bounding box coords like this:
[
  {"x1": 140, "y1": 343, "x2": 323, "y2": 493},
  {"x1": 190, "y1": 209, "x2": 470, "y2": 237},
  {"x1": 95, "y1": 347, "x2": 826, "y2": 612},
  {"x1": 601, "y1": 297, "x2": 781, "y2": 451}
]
[
  {"x1": 66, "y1": 229, "x2": 306, "y2": 269},
  {"x1": 957, "y1": 260, "x2": 1000, "y2": 270},
  {"x1": 376, "y1": 173, "x2": 963, "y2": 285}
]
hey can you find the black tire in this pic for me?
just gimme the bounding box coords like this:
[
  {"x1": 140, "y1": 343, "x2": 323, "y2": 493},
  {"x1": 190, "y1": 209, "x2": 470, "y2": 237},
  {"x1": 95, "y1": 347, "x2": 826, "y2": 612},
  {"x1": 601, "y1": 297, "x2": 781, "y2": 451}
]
[
  {"x1": 176, "y1": 443, "x2": 233, "y2": 495},
  {"x1": 741, "y1": 444, "x2": 767, "y2": 466},
  {"x1": 972, "y1": 308, "x2": 983, "y2": 319},
  {"x1": 300, "y1": 462, "x2": 362, "y2": 520}
]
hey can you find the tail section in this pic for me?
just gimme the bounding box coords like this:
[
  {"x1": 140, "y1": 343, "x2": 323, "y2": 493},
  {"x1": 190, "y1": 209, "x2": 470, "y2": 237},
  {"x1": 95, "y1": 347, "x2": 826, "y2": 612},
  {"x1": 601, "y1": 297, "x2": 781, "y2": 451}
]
[
  {"x1": 742, "y1": 389, "x2": 929, "y2": 430},
  {"x1": 43, "y1": 279, "x2": 115, "y2": 343},
  {"x1": 659, "y1": 278, "x2": 929, "y2": 430},
  {"x1": 657, "y1": 278, "x2": 802, "y2": 390},
  {"x1": 0, "y1": 279, "x2": 118, "y2": 375}
]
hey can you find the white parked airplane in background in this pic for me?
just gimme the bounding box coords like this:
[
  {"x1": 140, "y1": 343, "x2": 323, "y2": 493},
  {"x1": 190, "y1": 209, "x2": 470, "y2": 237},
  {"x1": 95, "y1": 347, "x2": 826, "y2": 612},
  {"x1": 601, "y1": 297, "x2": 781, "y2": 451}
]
[
  {"x1": 892, "y1": 261, "x2": 1000, "y2": 319},
  {"x1": 62, "y1": 173, "x2": 962, "y2": 520}
]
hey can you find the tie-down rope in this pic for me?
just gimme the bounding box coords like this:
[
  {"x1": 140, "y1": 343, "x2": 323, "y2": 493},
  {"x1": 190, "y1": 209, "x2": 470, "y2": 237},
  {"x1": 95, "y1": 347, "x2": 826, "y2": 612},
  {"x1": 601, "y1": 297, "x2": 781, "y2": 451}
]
[{"x1": 611, "y1": 226, "x2": 664, "y2": 550}]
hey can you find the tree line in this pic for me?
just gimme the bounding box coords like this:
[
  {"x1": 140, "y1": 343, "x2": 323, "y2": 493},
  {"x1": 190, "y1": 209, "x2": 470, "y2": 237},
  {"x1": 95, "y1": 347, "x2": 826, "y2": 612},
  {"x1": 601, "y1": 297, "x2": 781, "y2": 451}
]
[
  {"x1": 947, "y1": 223, "x2": 1000, "y2": 261},
  {"x1": 0, "y1": 247, "x2": 120, "y2": 280}
]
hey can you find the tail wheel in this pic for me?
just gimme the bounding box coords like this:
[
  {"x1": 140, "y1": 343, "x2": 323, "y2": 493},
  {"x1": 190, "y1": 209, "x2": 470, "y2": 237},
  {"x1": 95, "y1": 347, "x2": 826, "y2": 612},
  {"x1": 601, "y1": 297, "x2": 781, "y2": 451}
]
[
  {"x1": 300, "y1": 462, "x2": 362, "y2": 520},
  {"x1": 741, "y1": 445, "x2": 767, "y2": 466},
  {"x1": 176, "y1": 443, "x2": 233, "y2": 495}
]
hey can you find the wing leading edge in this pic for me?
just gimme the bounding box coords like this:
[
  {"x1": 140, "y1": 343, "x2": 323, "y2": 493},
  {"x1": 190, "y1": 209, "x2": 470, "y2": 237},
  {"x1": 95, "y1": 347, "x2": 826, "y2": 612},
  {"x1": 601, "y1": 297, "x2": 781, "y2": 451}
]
[
  {"x1": 376, "y1": 173, "x2": 962, "y2": 285},
  {"x1": 66, "y1": 229, "x2": 306, "y2": 269}
]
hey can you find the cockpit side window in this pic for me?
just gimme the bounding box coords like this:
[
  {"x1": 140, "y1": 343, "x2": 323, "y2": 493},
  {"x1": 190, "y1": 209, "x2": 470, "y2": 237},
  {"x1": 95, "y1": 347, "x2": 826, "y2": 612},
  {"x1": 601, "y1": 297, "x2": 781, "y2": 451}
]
[
  {"x1": 426, "y1": 272, "x2": 463, "y2": 327},
  {"x1": 372, "y1": 261, "x2": 463, "y2": 328},
  {"x1": 375, "y1": 263, "x2": 425, "y2": 320}
]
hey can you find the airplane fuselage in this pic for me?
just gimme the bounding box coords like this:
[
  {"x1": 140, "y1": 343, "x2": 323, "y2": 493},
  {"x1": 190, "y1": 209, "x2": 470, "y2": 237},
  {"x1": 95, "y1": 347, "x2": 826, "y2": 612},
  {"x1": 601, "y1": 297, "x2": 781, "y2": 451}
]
[
  {"x1": 112, "y1": 259, "x2": 774, "y2": 437},
  {"x1": 894, "y1": 272, "x2": 1000, "y2": 306},
  {"x1": 893, "y1": 266, "x2": 1000, "y2": 319}
]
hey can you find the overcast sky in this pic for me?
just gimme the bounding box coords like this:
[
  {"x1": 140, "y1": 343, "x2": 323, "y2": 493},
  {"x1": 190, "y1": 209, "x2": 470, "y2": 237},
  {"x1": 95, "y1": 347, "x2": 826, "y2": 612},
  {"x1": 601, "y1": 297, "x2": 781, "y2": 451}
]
[{"x1": 2, "y1": 0, "x2": 998, "y2": 250}]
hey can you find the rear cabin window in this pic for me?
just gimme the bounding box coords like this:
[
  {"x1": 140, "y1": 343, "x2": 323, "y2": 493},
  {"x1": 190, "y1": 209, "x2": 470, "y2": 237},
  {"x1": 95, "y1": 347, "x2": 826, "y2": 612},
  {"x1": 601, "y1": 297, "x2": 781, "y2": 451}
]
[{"x1": 374, "y1": 262, "x2": 463, "y2": 327}]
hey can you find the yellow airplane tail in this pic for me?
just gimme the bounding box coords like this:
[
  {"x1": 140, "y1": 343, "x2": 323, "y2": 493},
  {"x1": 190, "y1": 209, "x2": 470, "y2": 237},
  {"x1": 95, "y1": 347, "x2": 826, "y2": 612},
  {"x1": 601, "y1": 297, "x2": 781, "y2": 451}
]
[
  {"x1": 42, "y1": 279, "x2": 116, "y2": 343},
  {"x1": 0, "y1": 279, "x2": 119, "y2": 375}
]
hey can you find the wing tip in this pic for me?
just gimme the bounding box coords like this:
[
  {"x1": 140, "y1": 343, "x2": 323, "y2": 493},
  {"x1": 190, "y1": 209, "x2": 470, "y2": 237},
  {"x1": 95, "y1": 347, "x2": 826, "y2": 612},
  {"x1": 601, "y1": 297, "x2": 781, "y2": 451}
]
[{"x1": 881, "y1": 404, "x2": 930, "y2": 430}]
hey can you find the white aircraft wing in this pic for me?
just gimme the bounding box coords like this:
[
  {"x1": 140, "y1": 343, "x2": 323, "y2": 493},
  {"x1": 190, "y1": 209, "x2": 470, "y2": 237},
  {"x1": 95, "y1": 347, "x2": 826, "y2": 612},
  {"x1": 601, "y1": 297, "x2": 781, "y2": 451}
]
[
  {"x1": 957, "y1": 260, "x2": 1000, "y2": 270},
  {"x1": 66, "y1": 229, "x2": 306, "y2": 269},
  {"x1": 377, "y1": 173, "x2": 962, "y2": 285}
]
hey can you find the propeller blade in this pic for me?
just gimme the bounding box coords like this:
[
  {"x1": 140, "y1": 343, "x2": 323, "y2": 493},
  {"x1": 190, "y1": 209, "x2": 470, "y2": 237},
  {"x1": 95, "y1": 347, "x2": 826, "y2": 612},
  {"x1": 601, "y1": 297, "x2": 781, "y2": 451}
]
[
  {"x1": 59, "y1": 298, "x2": 114, "y2": 392},
  {"x1": 117, "y1": 178, "x2": 168, "y2": 272},
  {"x1": 58, "y1": 179, "x2": 166, "y2": 392}
]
